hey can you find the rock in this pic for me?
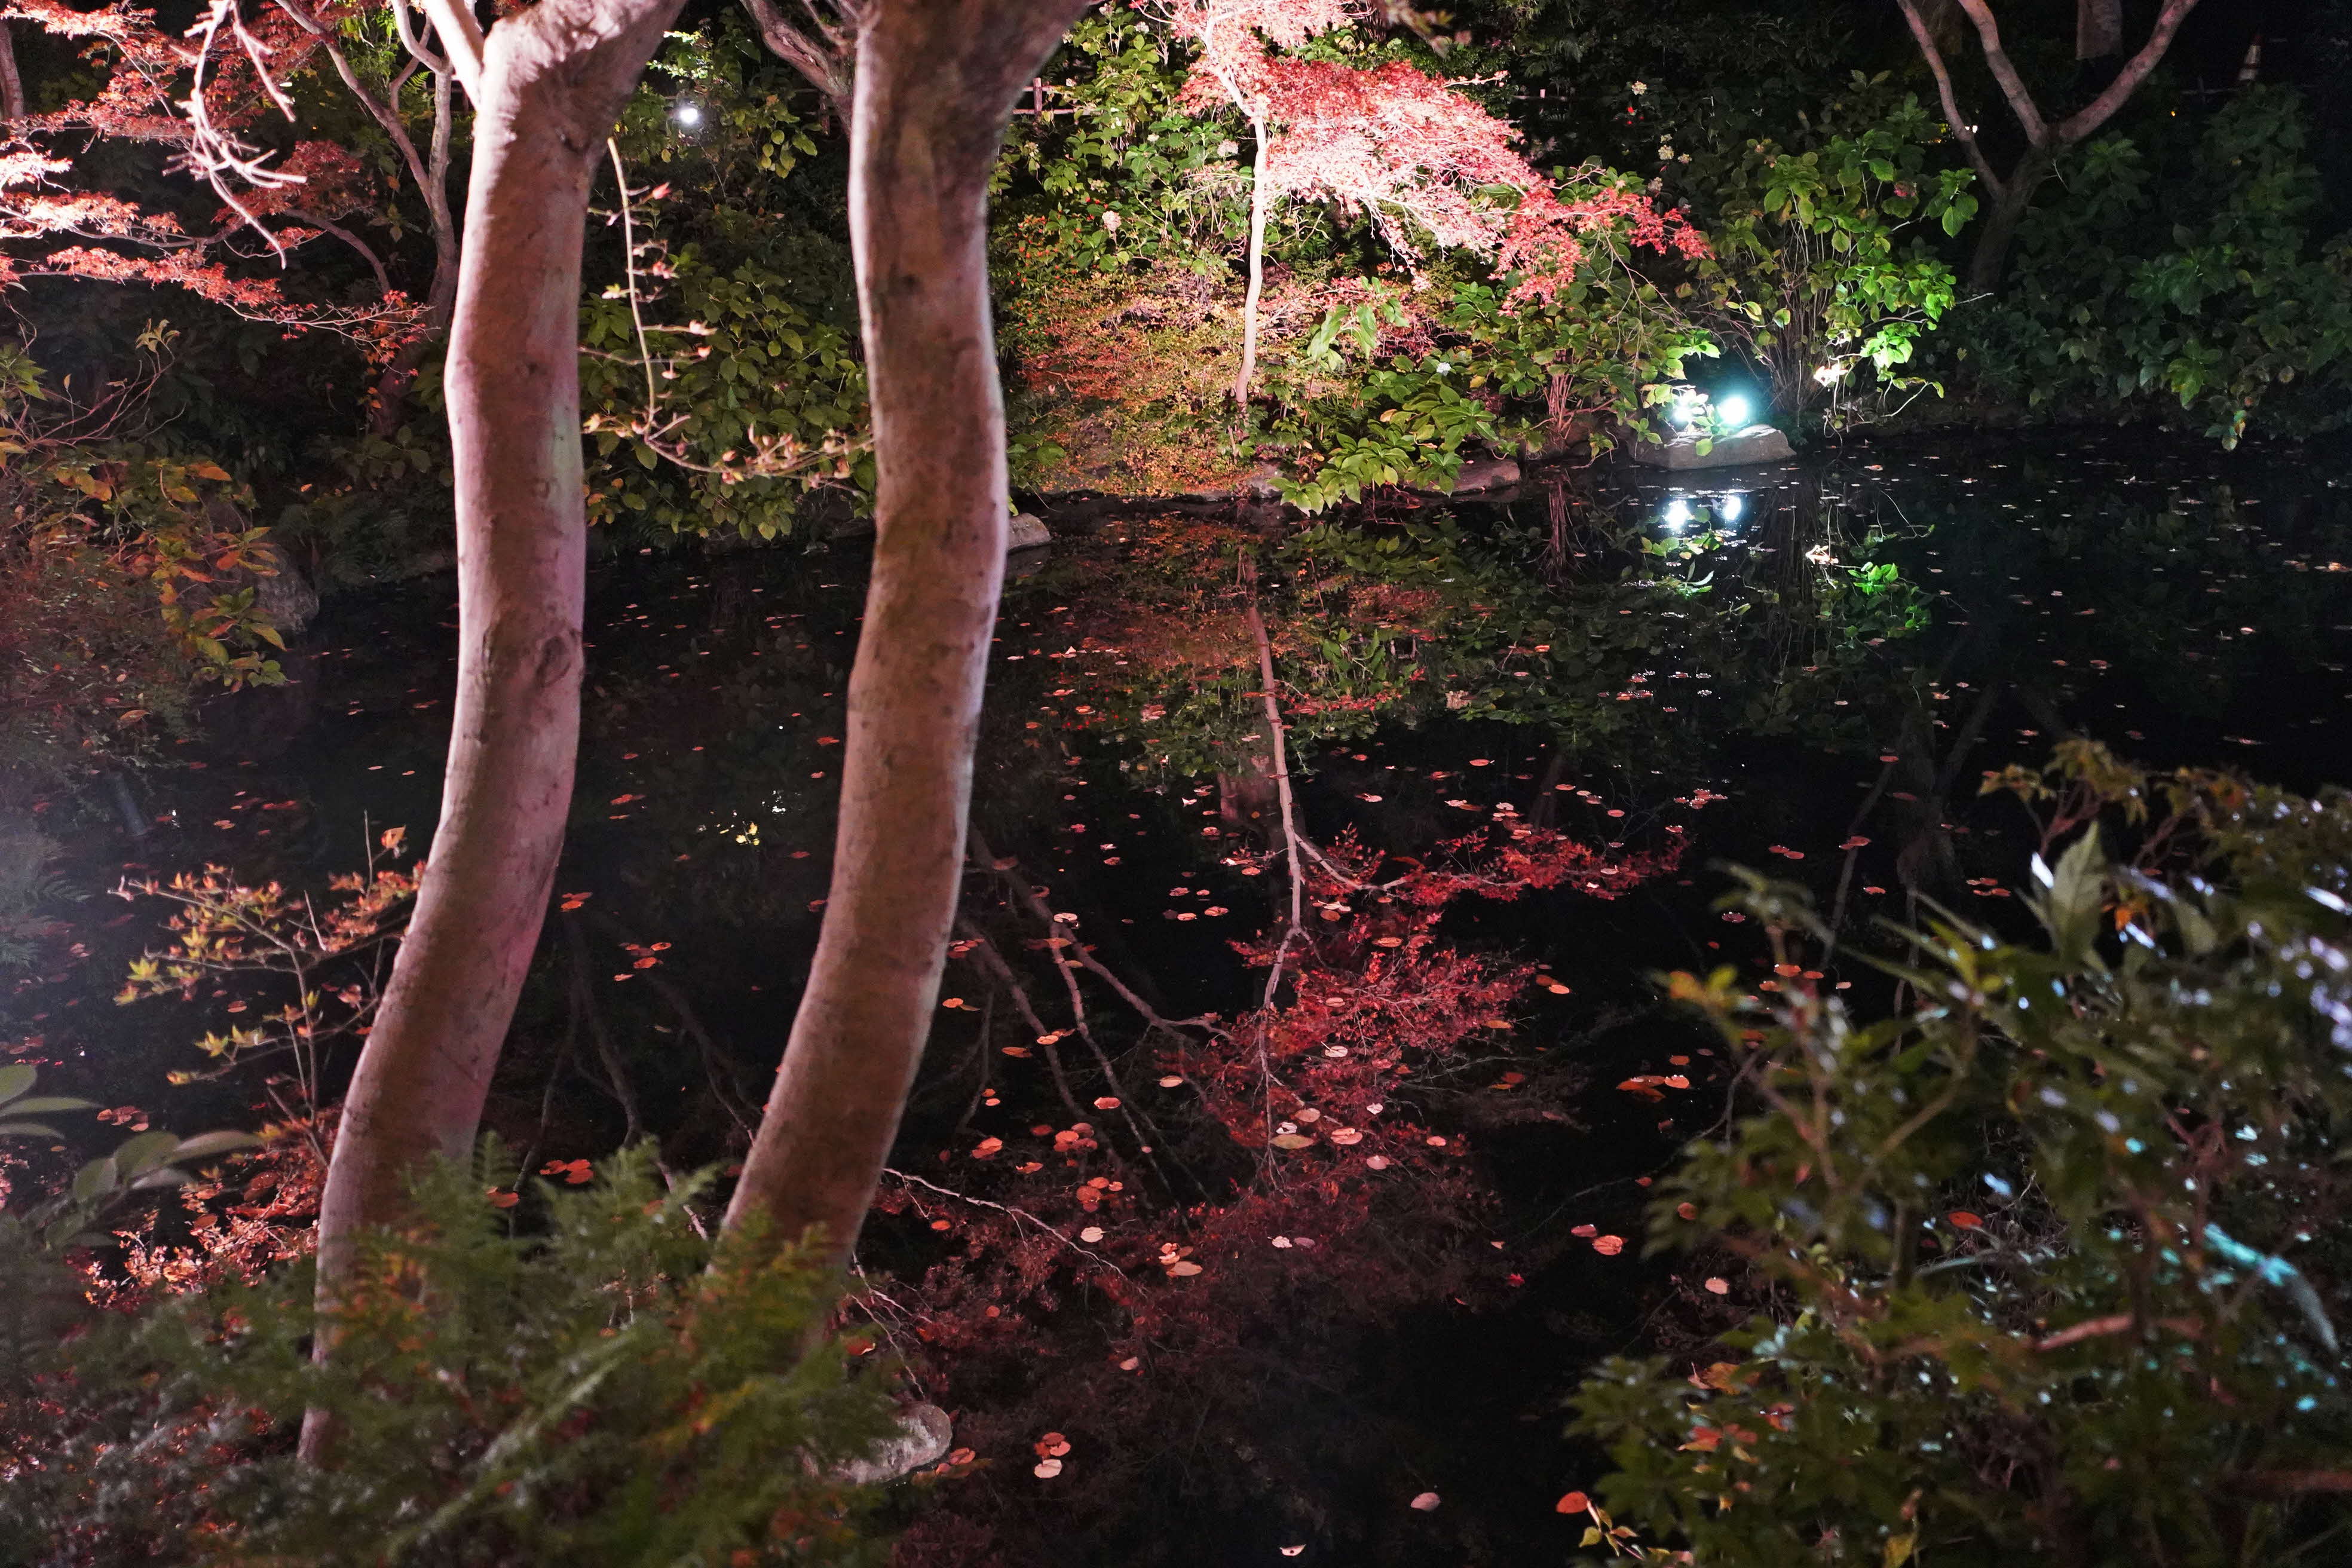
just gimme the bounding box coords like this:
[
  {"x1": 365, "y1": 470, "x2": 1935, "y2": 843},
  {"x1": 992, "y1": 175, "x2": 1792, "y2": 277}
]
[
  {"x1": 832, "y1": 1402, "x2": 954, "y2": 1486},
  {"x1": 1448, "y1": 456, "x2": 1522, "y2": 494},
  {"x1": 1630, "y1": 424, "x2": 1796, "y2": 471},
  {"x1": 1007, "y1": 512, "x2": 1052, "y2": 551},
  {"x1": 797, "y1": 485, "x2": 870, "y2": 540},
  {"x1": 252, "y1": 547, "x2": 320, "y2": 633}
]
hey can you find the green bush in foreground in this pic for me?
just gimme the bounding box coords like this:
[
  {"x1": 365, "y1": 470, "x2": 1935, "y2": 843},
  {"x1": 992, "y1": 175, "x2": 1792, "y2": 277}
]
[
  {"x1": 1575, "y1": 746, "x2": 2352, "y2": 1565},
  {"x1": 2, "y1": 1144, "x2": 899, "y2": 1567}
]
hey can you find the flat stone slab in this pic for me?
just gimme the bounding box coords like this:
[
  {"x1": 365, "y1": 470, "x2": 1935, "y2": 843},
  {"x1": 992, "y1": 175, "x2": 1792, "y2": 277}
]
[{"x1": 1630, "y1": 424, "x2": 1795, "y2": 470}]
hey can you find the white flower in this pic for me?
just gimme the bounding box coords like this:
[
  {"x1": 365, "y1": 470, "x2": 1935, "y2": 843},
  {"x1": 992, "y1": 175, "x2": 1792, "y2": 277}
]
[
  {"x1": 1658, "y1": 145, "x2": 1675, "y2": 161},
  {"x1": 1101, "y1": 209, "x2": 1121, "y2": 234},
  {"x1": 1630, "y1": 81, "x2": 1648, "y2": 96}
]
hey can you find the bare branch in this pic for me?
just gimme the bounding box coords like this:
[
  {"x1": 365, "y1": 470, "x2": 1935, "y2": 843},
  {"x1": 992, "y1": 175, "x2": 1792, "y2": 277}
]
[
  {"x1": 283, "y1": 206, "x2": 391, "y2": 292},
  {"x1": 1895, "y1": 0, "x2": 2001, "y2": 198}
]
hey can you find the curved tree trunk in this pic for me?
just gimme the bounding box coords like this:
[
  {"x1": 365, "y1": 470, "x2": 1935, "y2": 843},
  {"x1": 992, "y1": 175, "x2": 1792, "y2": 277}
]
[
  {"x1": 311, "y1": 0, "x2": 685, "y2": 1332},
  {"x1": 721, "y1": 0, "x2": 1090, "y2": 1266}
]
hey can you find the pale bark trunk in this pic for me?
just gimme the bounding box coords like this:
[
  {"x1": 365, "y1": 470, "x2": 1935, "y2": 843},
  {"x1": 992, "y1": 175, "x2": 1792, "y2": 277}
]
[
  {"x1": 1235, "y1": 109, "x2": 1269, "y2": 408},
  {"x1": 311, "y1": 0, "x2": 685, "y2": 1313},
  {"x1": 0, "y1": 22, "x2": 26, "y2": 121},
  {"x1": 2077, "y1": 0, "x2": 2121, "y2": 60},
  {"x1": 720, "y1": 0, "x2": 1089, "y2": 1266}
]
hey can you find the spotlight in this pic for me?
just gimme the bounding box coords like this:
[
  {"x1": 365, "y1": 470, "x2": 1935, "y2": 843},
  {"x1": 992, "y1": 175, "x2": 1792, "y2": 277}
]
[
  {"x1": 1717, "y1": 492, "x2": 1744, "y2": 522},
  {"x1": 1716, "y1": 394, "x2": 1752, "y2": 430},
  {"x1": 1667, "y1": 387, "x2": 1700, "y2": 428},
  {"x1": 1664, "y1": 495, "x2": 1693, "y2": 528},
  {"x1": 675, "y1": 102, "x2": 704, "y2": 129}
]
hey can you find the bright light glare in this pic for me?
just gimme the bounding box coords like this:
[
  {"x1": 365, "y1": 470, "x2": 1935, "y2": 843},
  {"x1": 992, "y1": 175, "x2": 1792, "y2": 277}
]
[
  {"x1": 1716, "y1": 395, "x2": 1752, "y2": 428},
  {"x1": 1718, "y1": 492, "x2": 1744, "y2": 522},
  {"x1": 1668, "y1": 387, "x2": 1699, "y2": 428},
  {"x1": 1663, "y1": 495, "x2": 1693, "y2": 528},
  {"x1": 675, "y1": 102, "x2": 703, "y2": 128}
]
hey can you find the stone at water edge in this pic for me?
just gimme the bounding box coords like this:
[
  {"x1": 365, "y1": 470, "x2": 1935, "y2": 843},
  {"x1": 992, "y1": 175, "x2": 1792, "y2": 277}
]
[
  {"x1": 1008, "y1": 513, "x2": 1052, "y2": 551},
  {"x1": 832, "y1": 1402, "x2": 954, "y2": 1485},
  {"x1": 1448, "y1": 456, "x2": 1522, "y2": 495},
  {"x1": 1630, "y1": 424, "x2": 1796, "y2": 470}
]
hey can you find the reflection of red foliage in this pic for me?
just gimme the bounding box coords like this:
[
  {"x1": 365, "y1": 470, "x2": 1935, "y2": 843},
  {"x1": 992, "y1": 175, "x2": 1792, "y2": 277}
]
[{"x1": 878, "y1": 822, "x2": 1686, "y2": 1564}]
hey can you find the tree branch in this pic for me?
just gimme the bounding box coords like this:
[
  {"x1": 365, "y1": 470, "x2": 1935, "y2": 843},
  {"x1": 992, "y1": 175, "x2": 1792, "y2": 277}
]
[
  {"x1": 1895, "y1": 0, "x2": 2001, "y2": 198},
  {"x1": 1951, "y1": 0, "x2": 2048, "y2": 146},
  {"x1": 2055, "y1": 0, "x2": 2202, "y2": 145},
  {"x1": 416, "y1": 0, "x2": 486, "y2": 100}
]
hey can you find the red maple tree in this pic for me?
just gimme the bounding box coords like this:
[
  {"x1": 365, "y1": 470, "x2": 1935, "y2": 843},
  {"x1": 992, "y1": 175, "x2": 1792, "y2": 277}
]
[
  {"x1": 0, "y1": 0, "x2": 464, "y2": 397},
  {"x1": 1147, "y1": 0, "x2": 1705, "y2": 404}
]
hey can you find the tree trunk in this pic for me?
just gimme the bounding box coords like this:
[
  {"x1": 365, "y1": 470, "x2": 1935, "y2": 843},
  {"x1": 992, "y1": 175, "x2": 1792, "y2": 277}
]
[
  {"x1": 0, "y1": 22, "x2": 26, "y2": 121},
  {"x1": 1966, "y1": 142, "x2": 2053, "y2": 293},
  {"x1": 1235, "y1": 108, "x2": 1269, "y2": 408},
  {"x1": 720, "y1": 0, "x2": 1089, "y2": 1267},
  {"x1": 2077, "y1": 0, "x2": 2121, "y2": 59},
  {"x1": 311, "y1": 0, "x2": 685, "y2": 1319}
]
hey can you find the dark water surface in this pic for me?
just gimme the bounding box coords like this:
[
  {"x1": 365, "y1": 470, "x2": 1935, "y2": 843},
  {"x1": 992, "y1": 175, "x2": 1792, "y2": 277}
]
[{"x1": 11, "y1": 427, "x2": 2352, "y2": 1562}]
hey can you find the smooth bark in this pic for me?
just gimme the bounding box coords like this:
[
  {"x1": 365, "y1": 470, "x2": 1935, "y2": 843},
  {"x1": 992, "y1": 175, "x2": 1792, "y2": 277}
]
[
  {"x1": 720, "y1": 0, "x2": 1089, "y2": 1266},
  {"x1": 311, "y1": 0, "x2": 685, "y2": 1317}
]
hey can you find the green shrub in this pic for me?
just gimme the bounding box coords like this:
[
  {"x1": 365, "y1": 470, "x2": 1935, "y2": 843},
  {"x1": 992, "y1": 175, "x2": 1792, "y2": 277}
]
[
  {"x1": 1957, "y1": 88, "x2": 2352, "y2": 448},
  {"x1": 1573, "y1": 745, "x2": 2352, "y2": 1564},
  {"x1": 2, "y1": 1143, "x2": 901, "y2": 1567}
]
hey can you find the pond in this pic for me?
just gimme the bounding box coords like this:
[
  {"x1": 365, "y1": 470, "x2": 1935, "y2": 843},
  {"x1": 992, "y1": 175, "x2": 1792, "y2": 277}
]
[{"x1": 11, "y1": 427, "x2": 2352, "y2": 1564}]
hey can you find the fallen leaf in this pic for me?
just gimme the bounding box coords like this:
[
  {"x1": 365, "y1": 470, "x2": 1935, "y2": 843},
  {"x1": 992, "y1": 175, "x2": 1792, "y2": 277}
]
[
  {"x1": 1947, "y1": 1210, "x2": 1984, "y2": 1230},
  {"x1": 1591, "y1": 1235, "x2": 1625, "y2": 1255},
  {"x1": 1079, "y1": 1226, "x2": 1104, "y2": 1243},
  {"x1": 1167, "y1": 1260, "x2": 1202, "y2": 1276},
  {"x1": 1033, "y1": 1459, "x2": 1063, "y2": 1479},
  {"x1": 1704, "y1": 1277, "x2": 1730, "y2": 1295},
  {"x1": 1409, "y1": 1492, "x2": 1441, "y2": 1512}
]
